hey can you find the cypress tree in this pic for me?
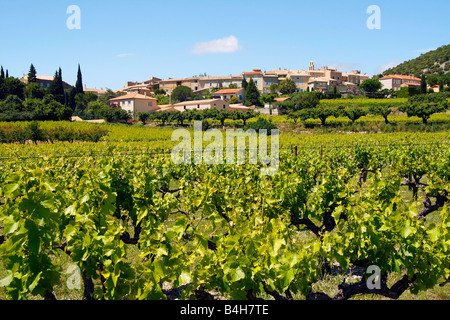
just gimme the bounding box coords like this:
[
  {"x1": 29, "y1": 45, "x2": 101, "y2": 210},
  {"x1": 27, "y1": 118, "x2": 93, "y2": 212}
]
[
  {"x1": 0, "y1": 66, "x2": 4, "y2": 79},
  {"x1": 5, "y1": 70, "x2": 9, "y2": 78},
  {"x1": 49, "y1": 67, "x2": 65, "y2": 104},
  {"x1": 420, "y1": 74, "x2": 427, "y2": 94},
  {"x1": 28, "y1": 64, "x2": 37, "y2": 83},
  {"x1": 75, "y1": 64, "x2": 84, "y2": 94},
  {"x1": 244, "y1": 78, "x2": 261, "y2": 106},
  {"x1": 242, "y1": 77, "x2": 248, "y2": 90}
]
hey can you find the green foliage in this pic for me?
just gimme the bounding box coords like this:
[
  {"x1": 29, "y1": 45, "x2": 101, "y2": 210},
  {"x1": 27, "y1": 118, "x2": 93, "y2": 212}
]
[
  {"x1": 244, "y1": 78, "x2": 261, "y2": 107},
  {"x1": 339, "y1": 105, "x2": 367, "y2": 123},
  {"x1": 0, "y1": 136, "x2": 449, "y2": 300},
  {"x1": 399, "y1": 93, "x2": 449, "y2": 124},
  {"x1": 395, "y1": 86, "x2": 421, "y2": 98},
  {"x1": 244, "y1": 116, "x2": 278, "y2": 133},
  {"x1": 279, "y1": 78, "x2": 296, "y2": 95},
  {"x1": 282, "y1": 92, "x2": 320, "y2": 113},
  {"x1": 27, "y1": 64, "x2": 37, "y2": 84},
  {"x1": 359, "y1": 78, "x2": 382, "y2": 94},
  {"x1": 0, "y1": 122, "x2": 109, "y2": 144},
  {"x1": 75, "y1": 64, "x2": 83, "y2": 95},
  {"x1": 0, "y1": 76, "x2": 26, "y2": 100},
  {"x1": 297, "y1": 106, "x2": 337, "y2": 125},
  {"x1": 102, "y1": 108, "x2": 132, "y2": 123},
  {"x1": 137, "y1": 112, "x2": 150, "y2": 125},
  {"x1": 383, "y1": 44, "x2": 450, "y2": 78},
  {"x1": 48, "y1": 68, "x2": 65, "y2": 105},
  {"x1": 171, "y1": 86, "x2": 194, "y2": 103},
  {"x1": 369, "y1": 104, "x2": 393, "y2": 124}
]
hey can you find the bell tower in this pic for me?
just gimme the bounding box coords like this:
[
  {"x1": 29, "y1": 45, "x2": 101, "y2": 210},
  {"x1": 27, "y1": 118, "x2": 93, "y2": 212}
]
[{"x1": 309, "y1": 61, "x2": 315, "y2": 71}]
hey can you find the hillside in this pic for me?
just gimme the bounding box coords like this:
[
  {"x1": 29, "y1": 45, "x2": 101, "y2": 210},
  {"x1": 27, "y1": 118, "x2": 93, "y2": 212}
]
[{"x1": 383, "y1": 44, "x2": 450, "y2": 77}]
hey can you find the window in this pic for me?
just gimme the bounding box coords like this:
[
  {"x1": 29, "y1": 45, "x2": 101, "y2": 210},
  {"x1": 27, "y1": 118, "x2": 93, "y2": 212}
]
[
  {"x1": 47, "y1": 83, "x2": 50, "y2": 87},
  {"x1": 197, "y1": 105, "x2": 200, "y2": 109},
  {"x1": 301, "y1": 82, "x2": 304, "y2": 86},
  {"x1": 148, "y1": 102, "x2": 153, "y2": 107}
]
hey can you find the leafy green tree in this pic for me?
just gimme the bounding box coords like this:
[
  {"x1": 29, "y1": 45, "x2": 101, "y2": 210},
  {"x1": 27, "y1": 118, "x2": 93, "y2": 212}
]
[
  {"x1": 103, "y1": 108, "x2": 131, "y2": 123},
  {"x1": 339, "y1": 106, "x2": 367, "y2": 124},
  {"x1": 0, "y1": 76, "x2": 26, "y2": 100},
  {"x1": 369, "y1": 104, "x2": 393, "y2": 124},
  {"x1": 0, "y1": 95, "x2": 23, "y2": 112},
  {"x1": 289, "y1": 91, "x2": 320, "y2": 111},
  {"x1": 25, "y1": 83, "x2": 46, "y2": 100},
  {"x1": 27, "y1": 64, "x2": 37, "y2": 84},
  {"x1": 172, "y1": 86, "x2": 194, "y2": 103},
  {"x1": 150, "y1": 110, "x2": 170, "y2": 126},
  {"x1": 359, "y1": 78, "x2": 382, "y2": 95},
  {"x1": 269, "y1": 83, "x2": 279, "y2": 95},
  {"x1": 279, "y1": 78, "x2": 296, "y2": 95},
  {"x1": 86, "y1": 100, "x2": 108, "y2": 119},
  {"x1": 399, "y1": 94, "x2": 448, "y2": 124},
  {"x1": 214, "y1": 109, "x2": 233, "y2": 126},
  {"x1": 137, "y1": 112, "x2": 150, "y2": 125},
  {"x1": 234, "y1": 110, "x2": 257, "y2": 126},
  {"x1": 245, "y1": 117, "x2": 278, "y2": 134},
  {"x1": 299, "y1": 106, "x2": 337, "y2": 126},
  {"x1": 244, "y1": 78, "x2": 261, "y2": 106}
]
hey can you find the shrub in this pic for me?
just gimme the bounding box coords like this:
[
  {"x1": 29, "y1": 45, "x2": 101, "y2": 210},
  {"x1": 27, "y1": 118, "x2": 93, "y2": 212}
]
[{"x1": 245, "y1": 117, "x2": 278, "y2": 134}]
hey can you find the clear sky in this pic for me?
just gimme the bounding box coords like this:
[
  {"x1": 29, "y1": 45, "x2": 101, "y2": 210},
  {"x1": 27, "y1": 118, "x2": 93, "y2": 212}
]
[{"x1": 0, "y1": 0, "x2": 448, "y2": 90}]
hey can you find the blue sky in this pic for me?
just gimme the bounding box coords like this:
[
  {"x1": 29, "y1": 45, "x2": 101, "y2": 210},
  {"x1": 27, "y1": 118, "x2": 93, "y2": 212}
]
[{"x1": 0, "y1": 0, "x2": 448, "y2": 90}]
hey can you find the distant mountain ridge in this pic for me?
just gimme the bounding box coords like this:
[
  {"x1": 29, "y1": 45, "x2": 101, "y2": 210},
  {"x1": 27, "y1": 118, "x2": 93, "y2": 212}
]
[{"x1": 383, "y1": 44, "x2": 450, "y2": 77}]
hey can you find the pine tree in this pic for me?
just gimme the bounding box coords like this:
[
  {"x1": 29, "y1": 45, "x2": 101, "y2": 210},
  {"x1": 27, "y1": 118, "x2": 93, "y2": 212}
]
[
  {"x1": 75, "y1": 64, "x2": 84, "y2": 95},
  {"x1": 28, "y1": 64, "x2": 37, "y2": 83}
]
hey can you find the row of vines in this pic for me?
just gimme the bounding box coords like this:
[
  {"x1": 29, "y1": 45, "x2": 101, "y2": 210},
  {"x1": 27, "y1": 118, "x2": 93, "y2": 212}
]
[{"x1": 0, "y1": 142, "x2": 449, "y2": 300}]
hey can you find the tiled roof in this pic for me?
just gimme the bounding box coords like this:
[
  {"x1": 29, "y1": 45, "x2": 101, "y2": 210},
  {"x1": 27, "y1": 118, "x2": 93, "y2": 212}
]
[
  {"x1": 214, "y1": 88, "x2": 243, "y2": 94},
  {"x1": 380, "y1": 74, "x2": 421, "y2": 81}
]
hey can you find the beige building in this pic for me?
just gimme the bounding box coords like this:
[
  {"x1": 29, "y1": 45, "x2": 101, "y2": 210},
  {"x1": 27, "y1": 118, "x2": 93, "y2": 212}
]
[
  {"x1": 20, "y1": 74, "x2": 72, "y2": 90},
  {"x1": 116, "y1": 77, "x2": 161, "y2": 96},
  {"x1": 158, "y1": 75, "x2": 243, "y2": 95},
  {"x1": 109, "y1": 93, "x2": 158, "y2": 119},
  {"x1": 198, "y1": 75, "x2": 243, "y2": 91},
  {"x1": 212, "y1": 88, "x2": 245, "y2": 102},
  {"x1": 171, "y1": 99, "x2": 230, "y2": 112},
  {"x1": 84, "y1": 87, "x2": 108, "y2": 97},
  {"x1": 379, "y1": 74, "x2": 421, "y2": 91},
  {"x1": 242, "y1": 69, "x2": 264, "y2": 92},
  {"x1": 266, "y1": 62, "x2": 369, "y2": 93}
]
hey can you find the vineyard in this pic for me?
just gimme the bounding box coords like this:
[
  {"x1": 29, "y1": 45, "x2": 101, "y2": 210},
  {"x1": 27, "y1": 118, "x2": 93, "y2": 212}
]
[{"x1": 0, "y1": 124, "x2": 449, "y2": 300}]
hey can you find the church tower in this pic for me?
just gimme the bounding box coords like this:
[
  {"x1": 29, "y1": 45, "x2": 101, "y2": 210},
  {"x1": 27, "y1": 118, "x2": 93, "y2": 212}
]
[{"x1": 309, "y1": 61, "x2": 315, "y2": 71}]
